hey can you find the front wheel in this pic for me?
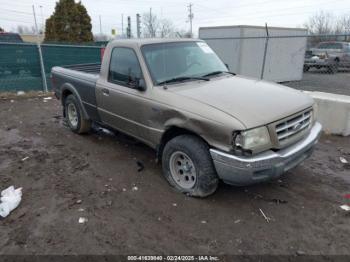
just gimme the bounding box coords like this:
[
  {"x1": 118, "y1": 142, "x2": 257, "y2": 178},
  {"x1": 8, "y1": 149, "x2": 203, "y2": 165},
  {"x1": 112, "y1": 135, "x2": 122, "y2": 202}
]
[
  {"x1": 162, "y1": 135, "x2": 219, "y2": 197},
  {"x1": 64, "y1": 94, "x2": 91, "y2": 134}
]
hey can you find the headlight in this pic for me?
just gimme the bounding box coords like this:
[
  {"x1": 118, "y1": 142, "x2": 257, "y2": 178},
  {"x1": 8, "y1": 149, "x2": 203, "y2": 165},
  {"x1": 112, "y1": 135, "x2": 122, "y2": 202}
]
[{"x1": 234, "y1": 126, "x2": 271, "y2": 151}]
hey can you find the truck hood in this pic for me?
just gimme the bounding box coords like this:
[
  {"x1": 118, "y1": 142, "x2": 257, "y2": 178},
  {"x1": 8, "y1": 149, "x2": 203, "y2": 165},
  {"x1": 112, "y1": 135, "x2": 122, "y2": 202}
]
[{"x1": 169, "y1": 75, "x2": 313, "y2": 129}]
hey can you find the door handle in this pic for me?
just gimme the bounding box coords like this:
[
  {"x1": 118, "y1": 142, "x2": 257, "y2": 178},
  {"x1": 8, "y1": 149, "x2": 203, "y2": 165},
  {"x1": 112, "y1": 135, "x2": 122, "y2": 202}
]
[{"x1": 101, "y1": 88, "x2": 109, "y2": 96}]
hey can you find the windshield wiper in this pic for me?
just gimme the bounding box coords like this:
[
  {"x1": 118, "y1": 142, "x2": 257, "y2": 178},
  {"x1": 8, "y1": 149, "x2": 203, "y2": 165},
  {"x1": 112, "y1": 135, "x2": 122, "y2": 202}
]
[
  {"x1": 201, "y1": 71, "x2": 236, "y2": 77},
  {"x1": 157, "y1": 76, "x2": 209, "y2": 86}
]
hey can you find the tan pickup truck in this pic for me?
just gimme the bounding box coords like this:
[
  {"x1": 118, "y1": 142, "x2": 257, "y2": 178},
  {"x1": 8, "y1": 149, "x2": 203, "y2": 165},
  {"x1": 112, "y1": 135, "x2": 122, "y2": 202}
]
[{"x1": 51, "y1": 39, "x2": 322, "y2": 197}]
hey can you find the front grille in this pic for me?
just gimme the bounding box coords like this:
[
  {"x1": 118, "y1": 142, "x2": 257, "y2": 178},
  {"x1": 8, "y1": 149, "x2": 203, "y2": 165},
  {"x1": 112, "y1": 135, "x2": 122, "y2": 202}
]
[{"x1": 275, "y1": 110, "x2": 312, "y2": 144}]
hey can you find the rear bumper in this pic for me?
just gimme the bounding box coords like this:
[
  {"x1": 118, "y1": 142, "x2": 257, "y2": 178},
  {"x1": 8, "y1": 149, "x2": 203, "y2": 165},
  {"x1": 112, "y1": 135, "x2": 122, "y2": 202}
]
[{"x1": 210, "y1": 122, "x2": 322, "y2": 186}]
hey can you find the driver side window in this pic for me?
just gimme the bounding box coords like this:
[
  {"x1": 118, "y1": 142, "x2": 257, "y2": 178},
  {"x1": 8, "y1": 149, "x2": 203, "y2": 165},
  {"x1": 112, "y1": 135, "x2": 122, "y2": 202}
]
[{"x1": 108, "y1": 47, "x2": 142, "y2": 88}]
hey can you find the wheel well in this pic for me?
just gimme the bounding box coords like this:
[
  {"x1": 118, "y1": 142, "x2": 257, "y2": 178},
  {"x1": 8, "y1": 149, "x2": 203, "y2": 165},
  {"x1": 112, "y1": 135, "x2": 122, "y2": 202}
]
[
  {"x1": 62, "y1": 89, "x2": 73, "y2": 104},
  {"x1": 156, "y1": 126, "x2": 206, "y2": 161},
  {"x1": 61, "y1": 89, "x2": 73, "y2": 117}
]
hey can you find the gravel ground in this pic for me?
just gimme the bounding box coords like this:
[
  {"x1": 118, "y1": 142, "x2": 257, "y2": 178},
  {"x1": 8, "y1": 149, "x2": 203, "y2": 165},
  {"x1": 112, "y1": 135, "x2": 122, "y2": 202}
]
[
  {"x1": 285, "y1": 69, "x2": 350, "y2": 96},
  {"x1": 0, "y1": 96, "x2": 349, "y2": 256}
]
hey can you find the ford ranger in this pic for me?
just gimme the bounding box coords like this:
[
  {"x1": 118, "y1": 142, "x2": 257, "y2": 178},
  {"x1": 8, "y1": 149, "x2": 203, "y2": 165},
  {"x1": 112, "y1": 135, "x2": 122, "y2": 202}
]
[{"x1": 51, "y1": 39, "x2": 322, "y2": 197}]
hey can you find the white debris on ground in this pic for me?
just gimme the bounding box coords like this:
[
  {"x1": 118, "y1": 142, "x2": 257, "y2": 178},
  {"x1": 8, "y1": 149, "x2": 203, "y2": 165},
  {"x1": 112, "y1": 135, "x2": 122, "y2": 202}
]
[
  {"x1": 201, "y1": 220, "x2": 207, "y2": 224},
  {"x1": 340, "y1": 205, "x2": 350, "y2": 211},
  {"x1": 172, "y1": 203, "x2": 177, "y2": 207},
  {"x1": 43, "y1": 97, "x2": 52, "y2": 100},
  {"x1": 259, "y1": 208, "x2": 271, "y2": 223},
  {"x1": 78, "y1": 217, "x2": 88, "y2": 224},
  {"x1": 339, "y1": 157, "x2": 348, "y2": 164},
  {"x1": 17, "y1": 91, "x2": 25, "y2": 96},
  {"x1": 0, "y1": 186, "x2": 23, "y2": 218},
  {"x1": 21, "y1": 156, "x2": 29, "y2": 161},
  {"x1": 132, "y1": 186, "x2": 138, "y2": 191}
]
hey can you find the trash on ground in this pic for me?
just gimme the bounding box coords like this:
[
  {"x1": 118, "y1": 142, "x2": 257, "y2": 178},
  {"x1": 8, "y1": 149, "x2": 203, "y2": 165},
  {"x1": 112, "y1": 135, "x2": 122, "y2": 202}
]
[
  {"x1": 21, "y1": 156, "x2": 29, "y2": 161},
  {"x1": 259, "y1": 208, "x2": 271, "y2": 223},
  {"x1": 201, "y1": 220, "x2": 207, "y2": 224},
  {"x1": 172, "y1": 203, "x2": 177, "y2": 207},
  {"x1": 76, "y1": 199, "x2": 82, "y2": 204},
  {"x1": 234, "y1": 219, "x2": 241, "y2": 224},
  {"x1": 78, "y1": 208, "x2": 85, "y2": 212},
  {"x1": 340, "y1": 204, "x2": 350, "y2": 211},
  {"x1": 136, "y1": 161, "x2": 144, "y2": 172},
  {"x1": 296, "y1": 250, "x2": 306, "y2": 256},
  {"x1": 43, "y1": 97, "x2": 53, "y2": 100},
  {"x1": 78, "y1": 217, "x2": 88, "y2": 224},
  {"x1": 132, "y1": 186, "x2": 138, "y2": 191},
  {"x1": 122, "y1": 188, "x2": 127, "y2": 192},
  {"x1": 10, "y1": 100, "x2": 14, "y2": 103},
  {"x1": 17, "y1": 91, "x2": 25, "y2": 96},
  {"x1": 0, "y1": 186, "x2": 23, "y2": 218},
  {"x1": 340, "y1": 157, "x2": 348, "y2": 164}
]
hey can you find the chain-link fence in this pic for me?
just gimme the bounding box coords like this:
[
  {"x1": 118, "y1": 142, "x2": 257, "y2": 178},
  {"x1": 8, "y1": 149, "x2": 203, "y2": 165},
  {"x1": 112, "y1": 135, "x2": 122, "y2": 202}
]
[
  {"x1": 1, "y1": 34, "x2": 350, "y2": 96},
  {"x1": 0, "y1": 42, "x2": 103, "y2": 92}
]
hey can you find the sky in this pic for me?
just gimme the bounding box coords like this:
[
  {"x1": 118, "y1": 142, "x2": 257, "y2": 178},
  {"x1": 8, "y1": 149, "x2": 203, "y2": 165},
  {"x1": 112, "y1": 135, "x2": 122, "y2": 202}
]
[{"x1": 0, "y1": 0, "x2": 349, "y2": 36}]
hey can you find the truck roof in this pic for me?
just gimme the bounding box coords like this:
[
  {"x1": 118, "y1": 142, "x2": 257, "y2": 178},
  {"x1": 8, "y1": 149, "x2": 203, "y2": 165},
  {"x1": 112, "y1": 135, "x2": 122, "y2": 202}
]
[{"x1": 109, "y1": 38, "x2": 201, "y2": 47}]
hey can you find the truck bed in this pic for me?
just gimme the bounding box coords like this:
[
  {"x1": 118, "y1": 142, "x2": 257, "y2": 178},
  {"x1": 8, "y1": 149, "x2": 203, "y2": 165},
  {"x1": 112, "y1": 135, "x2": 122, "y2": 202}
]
[
  {"x1": 62, "y1": 63, "x2": 101, "y2": 75},
  {"x1": 51, "y1": 63, "x2": 101, "y2": 122}
]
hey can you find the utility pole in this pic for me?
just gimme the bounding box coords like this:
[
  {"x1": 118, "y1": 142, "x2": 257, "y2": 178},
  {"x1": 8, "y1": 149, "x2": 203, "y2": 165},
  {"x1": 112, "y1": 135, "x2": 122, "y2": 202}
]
[
  {"x1": 136, "y1": 13, "x2": 141, "y2": 38},
  {"x1": 32, "y1": 5, "x2": 48, "y2": 92},
  {"x1": 149, "y1": 8, "x2": 154, "y2": 37},
  {"x1": 127, "y1": 16, "x2": 131, "y2": 38},
  {"x1": 39, "y1": 5, "x2": 44, "y2": 34},
  {"x1": 121, "y1": 14, "x2": 124, "y2": 37},
  {"x1": 99, "y1": 15, "x2": 102, "y2": 35},
  {"x1": 188, "y1": 3, "x2": 193, "y2": 38}
]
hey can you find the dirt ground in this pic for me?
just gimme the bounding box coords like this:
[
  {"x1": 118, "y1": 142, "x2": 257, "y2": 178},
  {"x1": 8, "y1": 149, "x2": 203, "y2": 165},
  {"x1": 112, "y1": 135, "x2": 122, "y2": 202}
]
[{"x1": 0, "y1": 95, "x2": 349, "y2": 256}]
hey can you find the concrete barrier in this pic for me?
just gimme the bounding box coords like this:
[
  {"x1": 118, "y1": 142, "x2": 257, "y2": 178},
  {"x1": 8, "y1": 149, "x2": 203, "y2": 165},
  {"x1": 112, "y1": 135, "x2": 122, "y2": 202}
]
[{"x1": 305, "y1": 91, "x2": 350, "y2": 136}]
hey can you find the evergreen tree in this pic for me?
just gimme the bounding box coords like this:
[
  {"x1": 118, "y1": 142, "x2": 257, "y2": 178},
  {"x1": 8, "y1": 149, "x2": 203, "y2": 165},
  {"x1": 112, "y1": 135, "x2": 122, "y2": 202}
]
[{"x1": 44, "y1": 0, "x2": 93, "y2": 43}]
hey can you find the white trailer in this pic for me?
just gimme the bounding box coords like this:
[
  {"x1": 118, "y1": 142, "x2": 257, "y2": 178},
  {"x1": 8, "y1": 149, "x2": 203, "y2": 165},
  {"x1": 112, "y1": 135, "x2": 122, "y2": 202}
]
[{"x1": 199, "y1": 25, "x2": 308, "y2": 82}]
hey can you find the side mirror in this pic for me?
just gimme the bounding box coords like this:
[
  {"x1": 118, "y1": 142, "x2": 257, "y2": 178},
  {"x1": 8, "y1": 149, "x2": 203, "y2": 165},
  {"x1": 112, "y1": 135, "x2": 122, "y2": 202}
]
[{"x1": 135, "y1": 78, "x2": 146, "y2": 91}]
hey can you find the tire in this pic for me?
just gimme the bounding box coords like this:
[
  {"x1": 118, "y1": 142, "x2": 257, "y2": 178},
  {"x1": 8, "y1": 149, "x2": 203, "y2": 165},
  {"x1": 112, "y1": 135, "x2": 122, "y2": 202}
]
[
  {"x1": 64, "y1": 94, "x2": 91, "y2": 134},
  {"x1": 162, "y1": 135, "x2": 219, "y2": 198},
  {"x1": 303, "y1": 65, "x2": 310, "y2": 72}
]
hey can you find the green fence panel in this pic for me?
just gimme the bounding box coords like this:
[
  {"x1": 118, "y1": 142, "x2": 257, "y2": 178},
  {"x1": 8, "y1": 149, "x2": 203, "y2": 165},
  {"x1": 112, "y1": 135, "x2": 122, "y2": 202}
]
[
  {"x1": 0, "y1": 43, "x2": 43, "y2": 92},
  {"x1": 0, "y1": 42, "x2": 102, "y2": 92},
  {"x1": 41, "y1": 44, "x2": 102, "y2": 89}
]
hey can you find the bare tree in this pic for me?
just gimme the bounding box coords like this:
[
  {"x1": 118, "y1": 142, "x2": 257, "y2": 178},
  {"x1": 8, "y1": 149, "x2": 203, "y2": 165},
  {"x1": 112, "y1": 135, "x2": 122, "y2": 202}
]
[
  {"x1": 142, "y1": 12, "x2": 181, "y2": 38},
  {"x1": 303, "y1": 11, "x2": 335, "y2": 35},
  {"x1": 159, "y1": 19, "x2": 176, "y2": 38},
  {"x1": 142, "y1": 11, "x2": 159, "y2": 38}
]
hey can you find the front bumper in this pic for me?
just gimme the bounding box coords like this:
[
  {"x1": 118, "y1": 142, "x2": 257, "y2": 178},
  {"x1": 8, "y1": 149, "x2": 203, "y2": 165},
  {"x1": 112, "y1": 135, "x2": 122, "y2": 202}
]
[{"x1": 210, "y1": 122, "x2": 322, "y2": 186}]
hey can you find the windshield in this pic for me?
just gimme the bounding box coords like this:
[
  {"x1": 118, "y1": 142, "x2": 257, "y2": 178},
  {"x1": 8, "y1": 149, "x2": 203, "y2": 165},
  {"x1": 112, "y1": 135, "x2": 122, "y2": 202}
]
[{"x1": 141, "y1": 41, "x2": 228, "y2": 85}]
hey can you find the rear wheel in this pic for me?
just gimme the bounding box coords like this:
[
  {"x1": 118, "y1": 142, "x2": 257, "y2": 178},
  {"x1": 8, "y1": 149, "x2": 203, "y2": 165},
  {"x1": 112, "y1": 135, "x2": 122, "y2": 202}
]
[
  {"x1": 162, "y1": 135, "x2": 219, "y2": 197},
  {"x1": 64, "y1": 94, "x2": 91, "y2": 134}
]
